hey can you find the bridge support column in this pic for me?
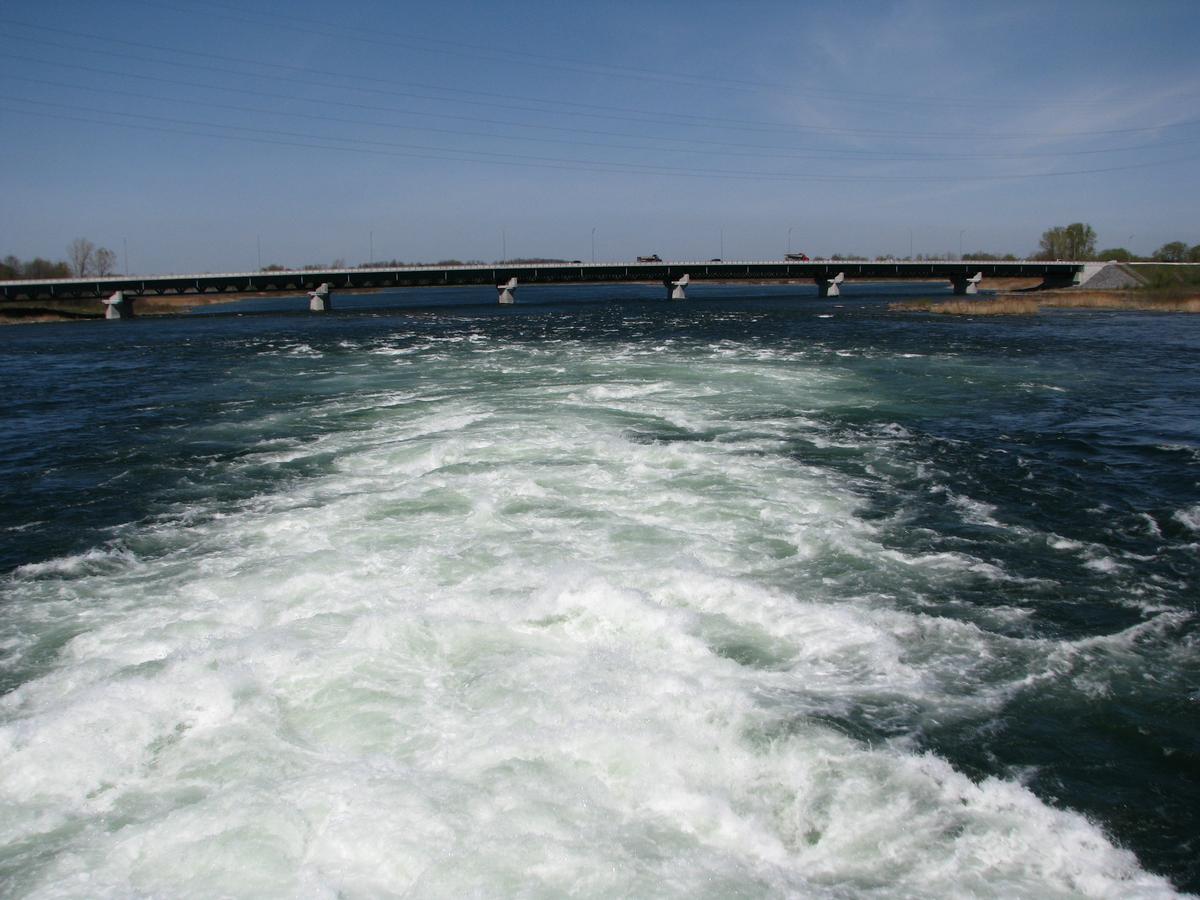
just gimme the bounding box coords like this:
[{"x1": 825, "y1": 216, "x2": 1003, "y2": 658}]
[
  {"x1": 497, "y1": 277, "x2": 518, "y2": 304},
  {"x1": 816, "y1": 272, "x2": 845, "y2": 297},
  {"x1": 308, "y1": 282, "x2": 333, "y2": 311},
  {"x1": 102, "y1": 291, "x2": 133, "y2": 319},
  {"x1": 951, "y1": 272, "x2": 983, "y2": 295},
  {"x1": 666, "y1": 274, "x2": 690, "y2": 300}
]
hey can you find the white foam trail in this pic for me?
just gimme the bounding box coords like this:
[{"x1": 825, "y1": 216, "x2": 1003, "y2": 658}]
[
  {"x1": 1174, "y1": 504, "x2": 1200, "y2": 532},
  {"x1": 0, "y1": 337, "x2": 1185, "y2": 898}
]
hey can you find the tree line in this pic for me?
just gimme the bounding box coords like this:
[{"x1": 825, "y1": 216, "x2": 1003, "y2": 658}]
[
  {"x1": 1, "y1": 238, "x2": 118, "y2": 280},
  {"x1": 5, "y1": 229, "x2": 1199, "y2": 281},
  {"x1": 260, "y1": 258, "x2": 495, "y2": 271},
  {"x1": 1036, "y1": 223, "x2": 1200, "y2": 262}
]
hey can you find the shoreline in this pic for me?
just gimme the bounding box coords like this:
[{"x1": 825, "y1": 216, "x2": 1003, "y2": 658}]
[
  {"x1": 1, "y1": 279, "x2": 1172, "y2": 325},
  {"x1": 0, "y1": 292, "x2": 256, "y2": 324}
]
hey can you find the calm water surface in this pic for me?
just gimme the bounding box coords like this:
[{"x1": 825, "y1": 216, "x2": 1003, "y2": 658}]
[{"x1": 1, "y1": 284, "x2": 1197, "y2": 897}]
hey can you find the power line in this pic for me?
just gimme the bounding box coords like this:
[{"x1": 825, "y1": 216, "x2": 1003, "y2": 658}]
[
  {"x1": 3, "y1": 100, "x2": 1195, "y2": 183},
  {"x1": 8, "y1": 71, "x2": 1198, "y2": 165},
  {"x1": 111, "y1": 0, "x2": 1183, "y2": 111},
  {"x1": 117, "y1": 0, "x2": 797, "y2": 95},
  {"x1": 1, "y1": 15, "x2": 1170, "y2": 113},
  {"x1": 0, "y1": 95, "x2": 943, "y2": 176},
  {"x1": 4, "y1": 33, "x2": 1197, "y2": 142},
  {"x1": 0, "y1": 38, "x2": 891, "y2": 138},
  {"x1": 7, "y1": 53, "x2": 894, "y2": 155}
]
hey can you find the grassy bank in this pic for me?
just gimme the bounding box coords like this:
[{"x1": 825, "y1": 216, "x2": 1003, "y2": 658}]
[{"x1": 1131, "y1": 265, "x2": 1200, "y2": 297}]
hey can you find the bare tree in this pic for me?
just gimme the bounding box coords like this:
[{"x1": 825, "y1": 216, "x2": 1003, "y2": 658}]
[
  {"x1": 94, "y1": 247, "x2": 117, "y2": 275},
  {"x1": 67, "y1": 238, "x2": 95, "y2": 277}
]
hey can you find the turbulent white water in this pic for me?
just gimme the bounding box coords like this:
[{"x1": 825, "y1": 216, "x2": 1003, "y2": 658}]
[{"x1": 0, "y1": 326, "x2": 1187, "y2": 897}]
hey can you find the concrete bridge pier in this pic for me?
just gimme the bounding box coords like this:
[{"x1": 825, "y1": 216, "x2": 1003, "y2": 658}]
[
  {"x1": 497, "y1": 277, "x2": 518, "y2": 304},
  {"x1": 667, "y1": 274, "x2": 690, "y2": 300},
  {"x1": 951, "y1": 272, "x2": 983, "y2": 295},
  {"x1": 102, "y1": 291, "x2": 133, "y2": 319},
  {"x1": 817, "y1": 272, "x2": 845, "y2": 297},
  {"x1": 308, "y1": 283, "x2": 333, "y2": 311}
]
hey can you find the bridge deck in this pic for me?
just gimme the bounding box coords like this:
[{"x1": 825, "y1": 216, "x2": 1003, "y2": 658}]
[{"x1": 1, "y1": 259, "x2": 1083, "y2": 301}]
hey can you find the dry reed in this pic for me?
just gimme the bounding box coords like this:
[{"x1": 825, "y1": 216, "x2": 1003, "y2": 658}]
[
  {"x1": 891, "y1": 291, "x2": 1200, "y2": 316},
  {"x1": 890, "y1": 297, "x2": 1040, "y2": 316}
]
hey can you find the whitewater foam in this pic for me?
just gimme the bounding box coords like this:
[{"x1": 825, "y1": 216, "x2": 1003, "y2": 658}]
[{"x1": 0, "y1": 330, "x2": 1189, "y2": 897}]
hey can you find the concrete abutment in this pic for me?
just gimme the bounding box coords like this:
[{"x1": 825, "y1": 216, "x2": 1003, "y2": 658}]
[
  {"x1": 102, "y1": 291, "x2": 133, "y2": 319},
  {"x1": 951, "y1": 272, "x2": 983, "y2": 295},
  {"x1": 817, "y1": 272, "x2": 845, "y2": 297},
  {"x1": 308, "y1": 283, "x2": 333, "y2": 311},
  {"x1": 497, "y1": 277, "x2": 518, "y2": 304}
]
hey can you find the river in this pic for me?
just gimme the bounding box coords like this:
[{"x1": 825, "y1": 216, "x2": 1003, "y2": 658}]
[{"x1": 1, "y1": 284, "x2": 1197, "y2": 897}]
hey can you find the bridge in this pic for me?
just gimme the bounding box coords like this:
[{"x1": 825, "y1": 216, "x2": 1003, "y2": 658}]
[{"x1": 1, "y1": 258, "x2": 1089, "y2": 318}]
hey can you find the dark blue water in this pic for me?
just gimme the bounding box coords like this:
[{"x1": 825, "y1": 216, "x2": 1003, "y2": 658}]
[{"x1": 1, "y1": 284, "x2": 1197, "y2": 896}]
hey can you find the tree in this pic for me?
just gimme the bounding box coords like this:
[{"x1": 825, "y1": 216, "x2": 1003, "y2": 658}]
[
  {"x1": 94, "y1": 247, "x2": 117, "y2": 276},
  {"x1": 67, "y1": 238, "x2": 95, "y2": 277},
  {"x1": 25, "y1": 257, "x2": 71, "y2": 278},
  {"x1": 1064, "y1": 223, "x2": 1097, "y2": 260},
  {"x1": 1037, "y1": 222, "x2": 1096, "y2": 260},
  {"x1": 1036, "y1": 227, "x2": 1066, "y2": 260},
  {"x1": 1096, "y1": 247, "x2": 1136, "y2": 262},
  {"x1": 1188, "y1": 245, "x2": 1200, "y2": 263},
  {"x1": 1152, "y1": 241, "x2": 1189, "y2": 262},
  {"x1": 0, "y1": 255, "x2": 18, "y2": 280}
]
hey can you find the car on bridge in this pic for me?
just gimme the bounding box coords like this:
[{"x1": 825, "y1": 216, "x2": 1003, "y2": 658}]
[
  {"x1": 785, "y1": 252, "x2": 810, "y2": 261},
  {"x1": 636, "y1": 254, "x2": 662, "y2": 262}
]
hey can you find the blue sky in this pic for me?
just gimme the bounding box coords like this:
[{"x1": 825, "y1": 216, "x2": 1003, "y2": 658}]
[{"x1": 1, "y1": 0, "x2": 1197, "y2": 272}]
